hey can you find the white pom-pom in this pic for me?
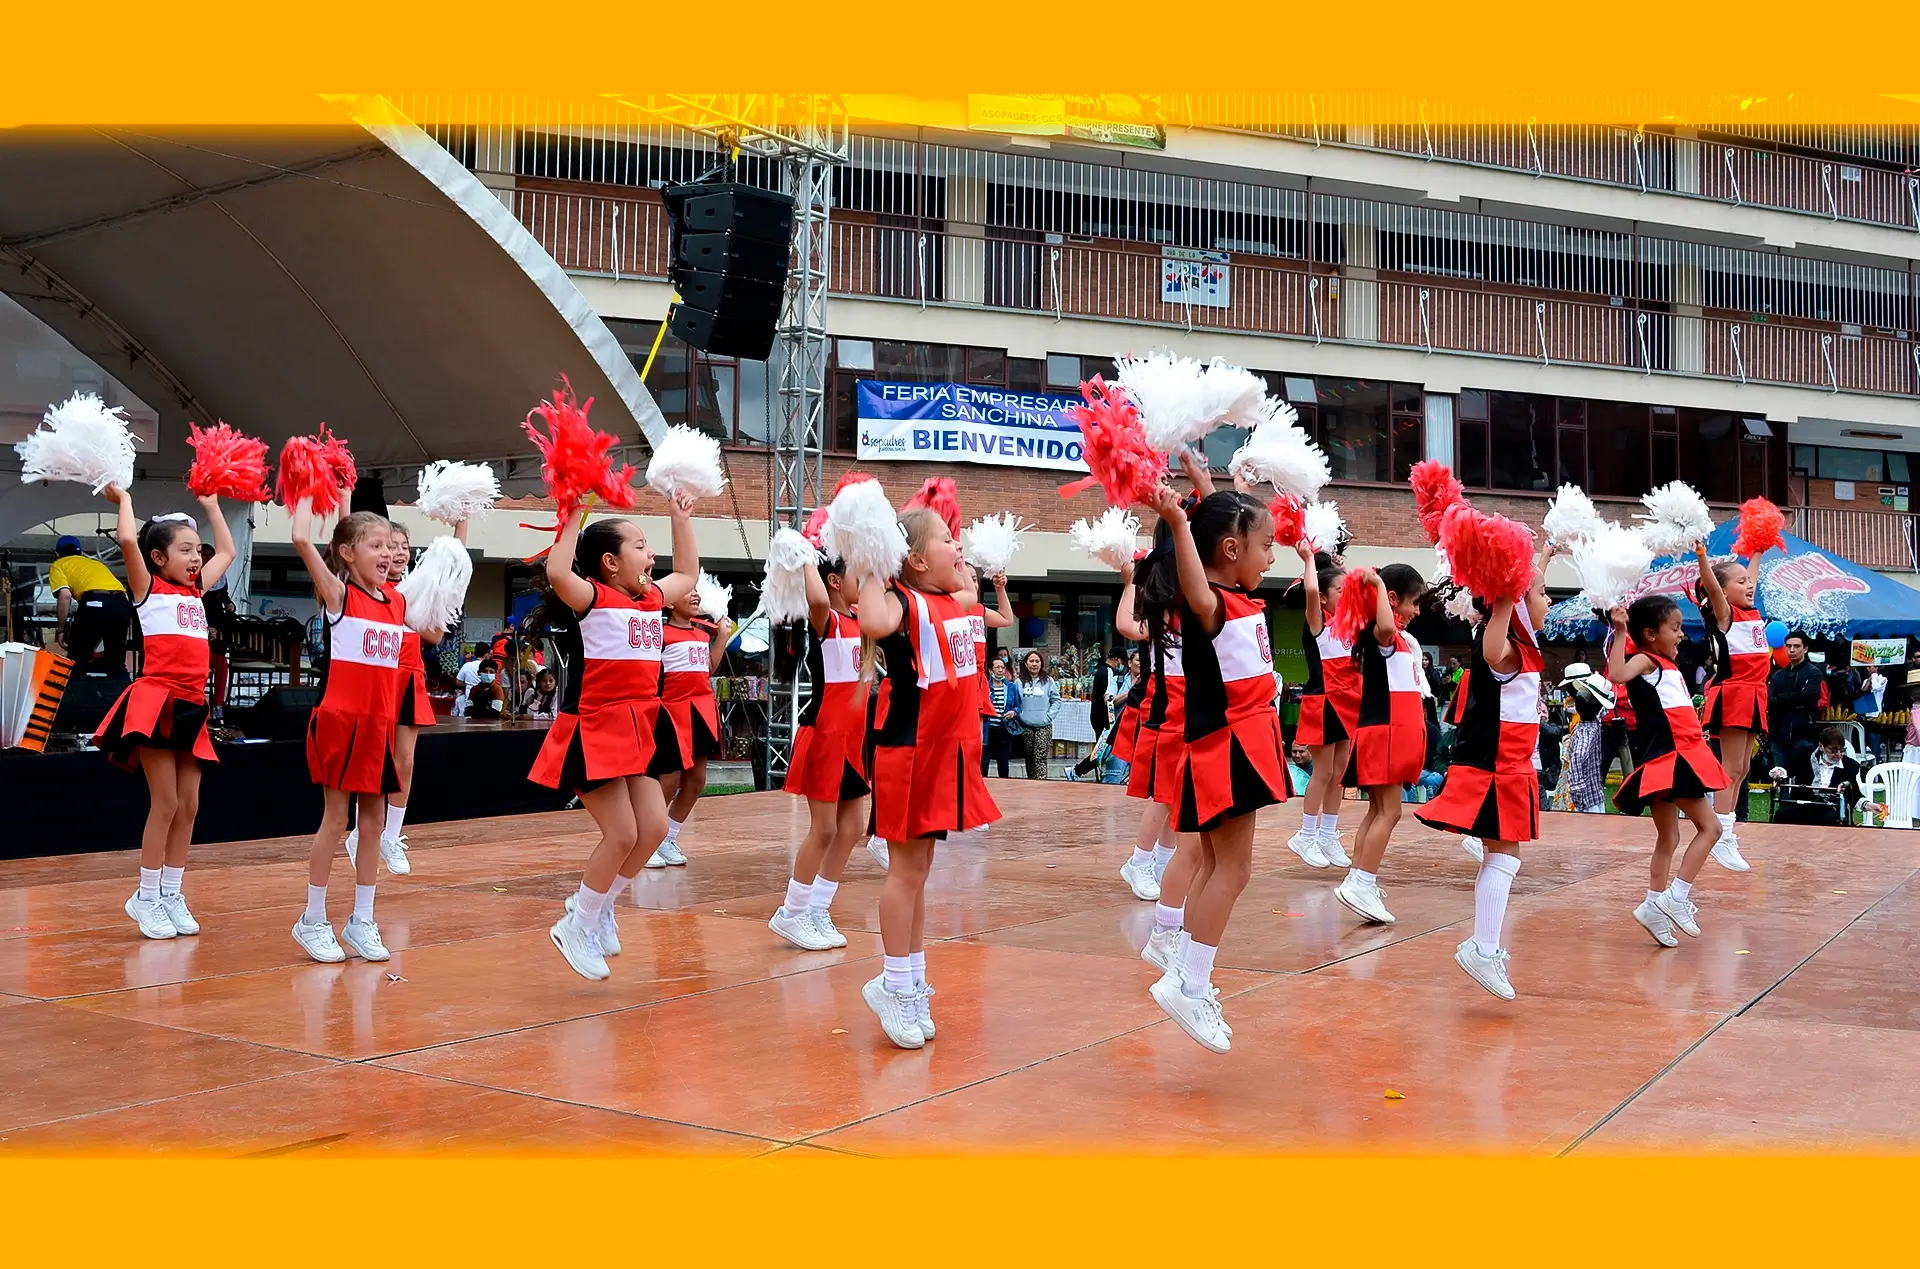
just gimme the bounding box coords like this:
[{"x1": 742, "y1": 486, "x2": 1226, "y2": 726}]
[
  {"x1": 1543, "y1": 484, "x2": 1604, "y2": 545},
  {"x1": 15, "y1": 393, "x2": 139, "y2": 494},
  {"x1": 1115, "y1": 350, "x2": 1208, "y2": 453},
  {"x1": 394, "y1": 535, "x2": 472, "y2": 635},
  {"x1": 646, "y1": 424, "x2": 727, "y2": 500},
  {"x1": 1069, "y1": 506, "x2": 1141, "y2": 572},
  {"x1": 695, "y1": 570, "x2": 732, "y2": 624},
  {"x1": 762, "y1": 527, "x2": 820, "y2": 625},
  {"x1": 824, "y1": 478, "x2": 906, "y2": 582},
  {"x1": 1231, "y1": 398, "x2": 1331, "y2": 499},
  {"x1": 1432, "y1": 542, "x2": 1452, "y2": 583},
  {"x1": 416, "y1": 460, "x2": 500, "y2": 525},
  {"x1": 1198, "y1": 359, "x2": 1268, "y2": 434},
  {"x1": 1444, "y1": 586, "x2": 1481, "y2": 626},
  {"x1": 963, "y1": 512, "x2": 1027, "y2": 578},
  {"x1": 1570, "y1": 522, "x2": 1654, "y2": 611},
  {"x1": 1634, "y1": 481, "x2": 1714, "y2": 556},
  {"x1": 1302, "y1": 500, "x2": 1344, "y2": 554}
]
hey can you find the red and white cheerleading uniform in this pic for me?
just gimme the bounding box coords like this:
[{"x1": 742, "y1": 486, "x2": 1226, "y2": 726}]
[
  {"x1": 1613, "y1": 651, "x2": 1729, "y2": 815},
  {"x1": 653, "y1": 617, "x2": 723, "y2": 773},
  {"x1": 529, "y1": 580, "x2": 664, "y2": 792},
  {"x1": 1111, "y1": 667, "x2": 1150, "y2": 767},
  {"x1": 1418, "y1": 606, "x2": 1544, "y2": 843},
  {"x1": 1343, "y1": 624, "x2": 1427, "y2": 788},
  {"x1": 785, "y1": 607, "x2": 870, "y2": 803},
  {"x1": 307, "y1": 583, "x2": 408, "y2": 794},
  {"x1": 868, "y1": 583, "x2": 999, "y2": 841},
  {"x1": 95, "y1": 576, "x2": 216, "y2": 771},
  {"x1": 1126, "y1": 625, "x2": 1187, "y2": 809},
  {"x1": 386, "y1": 580, "x2": 436, "y2": 729},
  {"x1": 1175, "y1": 586, "x2": 1290, "y2": 832},
  {"x1": 1703, "y1": 603, "x2": 1769, "y2": 735},
  {"x1": 1295, "y1": 621, "x2": 1358, "y2": 747},
  {"x1": 970, "y1": 603, "x2": 994, "y2": 720}
]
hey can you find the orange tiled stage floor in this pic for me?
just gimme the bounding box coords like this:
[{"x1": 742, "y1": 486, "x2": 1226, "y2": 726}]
[{"x1": 3, "y1": 783, "x2": 1916, "y2": 1155}]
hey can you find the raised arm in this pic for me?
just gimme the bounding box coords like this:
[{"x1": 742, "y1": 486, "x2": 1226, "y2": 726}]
[
  {"x1": 708, "y1": 615, "x2": 731, "y2": 669},
  {"x1": 289, "y1": 496, "x2": 344, "y2": 614},
  {"x1": 544, "y1": 513, "x2": 596, "y2": 617},
  {"x1": 1297, "y1": 542, "x2": 1323, "y2": 634},
  {"x1": 106, "y1": 484, "x2": 148, "y2": 602},
  {"x1": 856, "y1": 572, "x2": 904, "y2": 641},
  {"x1": 983, "y1": 574, "x2": 1013, "y2": 628},
  {"x1": 1369, "y1": 569, "x2": 1397, "y2": 649},
  {"x1": 196, "y1": 493, "x2": 236, "y2": 590},
  {"x1": 1695, "y1": 543, "x2": 1731, "y2": 628},
  {"x1": 1113, "y1": 561, "x2": 1146, "y2": 641},
  {"x1": 803, "y1": 558, "x2": 833, "y2": 636},
  {"x1": 651, "y1": 494, "x2": 701, "y2": 607},
  {"x1": 1482, "y1": 597, "x2": 1518, "y2": 674},
  {"x1": 1147, "y1": 483, "x2": 1219, "y2": 633},
  {"x1": 1526, "y1": 538, "x2": 1553, "y2": 631},
  {"x1": 1604, "y1": 607, "x2": 1654, "y2": 684},
  {"x1": 1177, "y1": 447, "x2": 1216, "y2": 500}
]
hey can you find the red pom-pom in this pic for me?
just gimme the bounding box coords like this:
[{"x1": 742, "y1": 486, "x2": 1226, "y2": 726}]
[
  {"x1": 1329, "y1": 571, "x2": 1379, "y2": 646},
  {"x1": 904, "y1": 476, "x2": 962, "y2": 538},
  {"x1": 1438, "y1": 503, "x2": 1536, "y2": 604},
  {"x1": 1733, "y1": 496, "x2": 1786, "y2": 560},
  {"x1": 1410, "y1": 459, "x2": 1466, "y2": 545},
  {"x1": 1058, "y1": 377, "x2": 1166, "y2": 506},
  {"x1": 275, "y1": 424, "x2": 356, "y2": 515},
  {"x1": 801, "y1": 504, "x2": 831, "y2": 549},
  {"x1": 186, "y1": 421, "x2": 270, "y2": 502},
  {"x1": 1269, "y1": 494, "x2": 1306, "y2": 548},
  {"x1": 521, "y1": 377, "x2": 638, "y2": 517}
]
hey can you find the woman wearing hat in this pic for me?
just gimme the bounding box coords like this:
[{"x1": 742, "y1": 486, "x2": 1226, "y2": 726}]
[{"x1": 1552, "y1": 663, "x2": 1615, "y2": 815}]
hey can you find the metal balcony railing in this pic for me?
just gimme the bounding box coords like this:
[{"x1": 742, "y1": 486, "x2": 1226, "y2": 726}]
[{"x1": 1790, "y1": 507, "x2": 1920, "y2": 572}]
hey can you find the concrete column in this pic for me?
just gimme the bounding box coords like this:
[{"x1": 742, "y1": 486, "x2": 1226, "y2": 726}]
[{"x1": 944, "y1": 172, "x2": 988, "y2": 306}]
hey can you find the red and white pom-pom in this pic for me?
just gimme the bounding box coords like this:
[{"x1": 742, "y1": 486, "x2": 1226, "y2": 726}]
[
  {"x1": 1231, "y1": 398, "x2": 1330, "y2": 500},
  {"x1": 1268, "y1": 494, "x2": 1307, "y2": 548},
  {"x1": 1570, "y1": 521, "x2": 1653, "y2": 611},
  {"x1": 276, "y1": 424, "x2": 356, "y2": 515},
  {"x1": 16, "y1": 392, "x2": 138, "y2": 494},
  {"x1": 1410, "y1": 459, "x2": 1466, "y2": 545},
  {"x1": 1058, "y1": 377, "x2": 1165, "y2": 507},
  {"x1": 801, "y1": 505, "x2": 832, "y2": 551},
  {"x1": 963, "y1": 512, "x2": 1027, "y2": 578},
  {"x1": 646, "y1": 424, "x2": 727, "y2": 501},
  {"x1": 1543, "y1": 483, "x2": 1604, "y2": 545},
  {"x1": 185, "y1": 421, "x2": 270, "y2": 502},
  {"x1": 1302, "y1": 500, "x2": 1344, "y2": 554},
  {"x1": 1733, "y1": 496, "x2": 1786, "y2": 560},
  {"x1": 824, "y1": 478, "x2": 906, "y2": 582},
  {"x1": 522, "y1": 378, "x2": 638, "y2": 516},
  {"x1": 762, "y1": 527, "x2": 821, "y2": 625},
  {"x1": 1634, "y1": 481, "x2": 1713, "y2": 556},
  {"x1": 1069, "y1": 506, "x2": 1142, "y2": 572},
  {"x1": 416, "y1": 460, "x2": 500, "y2": 525},
  {"x1": 904, "y1": 476, "x2": 962, "y2": 538},
  {"x1": 1329, "y1": 570, "x2": 1380, "y2": 645},
  {"x1": 1438, "y1": 503, "x2": 1536, "y2": 604},
  {"x1": 394, "y1": 535, "x2": 472, "y2": 635}
]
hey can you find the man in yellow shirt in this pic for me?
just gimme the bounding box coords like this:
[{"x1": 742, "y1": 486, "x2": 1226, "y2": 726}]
[{"x1": 49, "y1": 535, "x2": 132, "y2": 675}]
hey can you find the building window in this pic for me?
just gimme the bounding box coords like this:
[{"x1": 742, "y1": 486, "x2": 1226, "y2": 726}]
[
  {"x1": 604, "y1": 318, "x2": 762, "y2": 446},
  {"x1": 1315, "y1": 379, "x2": 1421, "y2": 484}
]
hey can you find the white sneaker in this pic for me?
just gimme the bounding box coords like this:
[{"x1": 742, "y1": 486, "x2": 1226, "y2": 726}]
[
  {"x1": 291, "y1": 915, "x2": 346, "y2": 963},
  {"x1": 1142, "y1": 926, "x2": 1184, "y2": 975},
  {"x1": 1461, "y1": 836, "x2": 1485, "y2": 863},
  {"x1": 339, "y1": 915, "x2": 391, "y2": 962},
  {"x1": 915, "y1": 982, "x2": 936, "y2": 1039},
  {"x1": 564, "y1": 894, "x2": 620, "y2": 956},
  {"x1": 644, "y1": 846, "x2": 670, "y2": 869},
  {"x1": 158, "y1": 891, "x2": 200, "y2": 936},
  {"x1": 1710, "y1": 837, "x2": 1751, "y2": 873},
  {"x1": 769, "y1": 907, "x2": 833, "y2": 951},
  {"x1": 861, "y1": 974, "x2": 925, "y2": 1049},
  {"x1": 1149, "y1": 970, "x2": 1231, "y2": 1053},
  {"x1": 124, "y1": 892, "x2": 178, "y2": 940},
  {"x1": 1633, "y1": 898, "x2": 1679, "y2": 948},
  {"x1": 1287, "y1": 829, "x2": 1330, "y2": 869},
  {"x1": 658, "y1": 838, "x2": 688, "y2": 866},
  {"x1": 1120, "y1": 856, "x2": 1162, "y2": 900},
  {"x1": 550, "y1": 912, "x2": 610, "y2": 980},
  {"x1": 1455, "y1": 938, "x2": 1515, "y2": 1001},
  {"x1": 1316, "y1": 829, "x2": 1352, "y2": 868},
  {"x1": 867, "y1": 837, "x2": 890, "y2": 871},
  {"x1": 344, "y1": 828, "x2": 358, "y2": 868},
  {"x1": 1333, "y1": 875, "x2": 1395, "y2": 924},
  {"x1": 379, "y1": 833, "x2": 411, "y2": 876},
  {"x1": 1654, "y1": 890, "x2": 1701, "y2": 938},
  {"x1": 807, "y1": 908, "x2": 848, "y2": 949}
]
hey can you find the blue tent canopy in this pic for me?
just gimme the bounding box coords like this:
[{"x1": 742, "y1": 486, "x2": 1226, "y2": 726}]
[{"x1": 1543, "y1": 519, "x2": 1920, "y2": 642}]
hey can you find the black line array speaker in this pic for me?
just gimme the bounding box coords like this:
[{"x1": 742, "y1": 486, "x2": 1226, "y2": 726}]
[{"x1": 662, "y1": 182, "x2": 795, "y2": 361}]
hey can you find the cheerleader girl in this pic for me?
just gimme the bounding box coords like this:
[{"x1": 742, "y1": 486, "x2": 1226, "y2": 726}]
[
  {"x1": 769, "y1": 552, "x2": 869, "y2": 951},
  {"x1": 1114, "y1": 557, "x2": 1177, "y2": 903},
  {"x1": 530, "y1": 498, "x2": 700, "y2": 981},
  {"x1": 1606, "y1": 594, "x2": 1729, "y2": 947},
  {"x1": 644, "y1": 588, "x2": 730, "y2": 868},
  {"x1": 1288, "y1": 548, "x2": 1356, "y2": 871},
  {"x1": 856, "y1": 508, "x2": 1000, "y2": 1049},
  {"x1": 1693, "y1": 546, "x2": 1758, "y2": 873},
  {"x1": 1416, "y1": 567, "x2": 1548, "y2": 1001},
  {"x1": 1138, "y1": 484, "x2": 1285, "y2": 1054},
  {"x1": 97, "y1": 485, "x2": 234, "y2": 940},
  {"x1": 1333, "y1": 563, "x2": 1428, "y2": 927},
  {"x1": 289, "y1": 500, "x2": 407, "y2": 964}
]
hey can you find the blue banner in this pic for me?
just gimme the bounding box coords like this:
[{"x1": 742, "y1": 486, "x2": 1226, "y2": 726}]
[{"x1": 855, "y1": 381, "x2": 1089, "y2": 473}]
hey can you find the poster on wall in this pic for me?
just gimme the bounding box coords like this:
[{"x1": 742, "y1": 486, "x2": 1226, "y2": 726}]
[
  {"x1": 855, "y1": 381, "x2": 1091, "y2": 474},
  {"x1": 1851, "y1": 638, "x2": 1907, "y2": 666},
  {"x1": 1162, "y1": 248, "x2": 1231, "y2": 309}
]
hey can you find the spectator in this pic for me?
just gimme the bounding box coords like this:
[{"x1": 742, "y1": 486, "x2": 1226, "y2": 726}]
[
  {"x1": 1014, "y1": 649, "x2": 1062, "y2": 779},
  {"x1": 1806, "y1": 725, "x2": 1861, "y2": 792},
  {"x1": 454, "y1": 655, "x2": 502, "y2": 718},
  {"x1": 519, "y1": 668, "x2": 559, "y2": 720},
  {"x1": 48, "y1": 534, "x2": 132, "y2": 676},
  {"x1": 1102, "y1": 649, "x2": 1131, "y2": 726},
  {"x1": 1553, "y1": 662, "x2": 1614, "y2": 815},
  {"x1": 1768, "y1": 632, "x2": 1824, "y2": 781},
  {"x1": 1090, "y1": 646, "x2": 1120, "y2": 736},
  {"x1": 982, "y1": 658, "x2": 1018, "y2": 778}
]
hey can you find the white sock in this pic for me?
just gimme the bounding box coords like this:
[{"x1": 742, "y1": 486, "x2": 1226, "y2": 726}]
[
  {"x1": 353, "y1": 884, "x2": 375, "y2": 924},
  {"x1": 159, "y1": 865, "x2": 183, "y2": 897},
  {"x1": 1321, "y1": 812, "x2": 1339, "y2": 833},
  {"x1": 575, "y1": 882, "x2": 609, "y2": 926},
  {"x1": 883, "y1": 954, "x2": 914, "y2": 994},
  {"x1": 1151, "y1": 843, "x2": 1175, "y2": 868},
  {"x1": 608, "y1": 874, "x2": 632, "y2": 902},
  {"x1": 1717, "y1": 811, "x2": 1733, "y2": 828},
  {"x1": 908, "y1": 949, "x2": 927, "y2": 985},
  {"x1": 1154, "y1": 902, "x2": 1183, "y2": 932},
  {"x1": 1348, "y1": 868, "x2": 1377, "y2": 890},
  {"x1": 1129, "y1": 846, "x2": 1155, "y2": 868},
  {"x1": 1646, "y1": 889, "x2": 1663, "y2": 906},
  {"x1": 1670, "y1": 877, "x2": 1694, "y2": 902},
  {"x1": 138, "y1": 867, "x2": 161, "y2": 902},
  {"x1": 810, "y1": 877, "x2": 839, "y2": 913},
  {"x1": 1473, "y1": 852, "x2": 1521, "y2": 956},
  {"x1": 665, "y1": 817, "x2": 685, "y2": 843},
  {"x1": 385, "y1": 804, "x2": 407, "y2": 839},
  {"x1": 783, "y1": 877, "x2": 812, "y2": 915},
  {"x1": 1179, "y1": 938, "x2": 1218, "y2": 999},
  {"x1": 305, "y1": 884, "x2": 328, "y2": 924}
]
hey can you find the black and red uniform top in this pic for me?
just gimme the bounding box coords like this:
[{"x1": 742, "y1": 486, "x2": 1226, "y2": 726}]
[
  {"x1": 868, "y1": 582, "x2": 998, "y2": 840},
  {"x1": 660, "y1": 618, "x2": 718, "y2": 703},
  {"x1": 318, "y1": 582, "x2": 409, "y2": 724},
  {"x1": 1175, "y1": 585, "x2": 1289, "y2": 831},
  {"x1": 136, "y1": 576, "x2": 212, "y2": 701},
  {"x1": 799, "y1": 608, "x2": 865, "y2": 733},
  {"x1": 1612, "y1": 649, "x2": 1730, "y2": 814},
  {"x1": 1418, "y1": 605, "x2": 1545, "y2": 842},
  {"x1": 555, "y1": 580, "x2": 665, "y2": 713},
  {"x1": 1343, "y1": 623, "x2": 1428, "y2": 788},
  {"x1": 1721, "y1": 605, "x2": 1769, "y2": 689}
]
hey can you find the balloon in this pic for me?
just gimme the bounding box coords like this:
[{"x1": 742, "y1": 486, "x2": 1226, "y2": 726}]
[
  {"x1": 1765, "y1": 620, "x2": 1789, "y2": 649},
  {"x1": 1772, "y1": 645, "x2": 1790, "y2": 668},
  {"x1": 1022, "y1": 617, "x2": 1046, "y2": 640},
  {"x1": 1033, "y1": 599, "x2": 1052, "y2": 616}
]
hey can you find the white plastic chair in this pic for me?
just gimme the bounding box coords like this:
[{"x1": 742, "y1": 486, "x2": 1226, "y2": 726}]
[
  {"x1": 1860, "y1": 762, "x2": 1920, "y2": 829},
  {"x1": 1835, "y1": 720, "x2": 1871, "y2": 766}
]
